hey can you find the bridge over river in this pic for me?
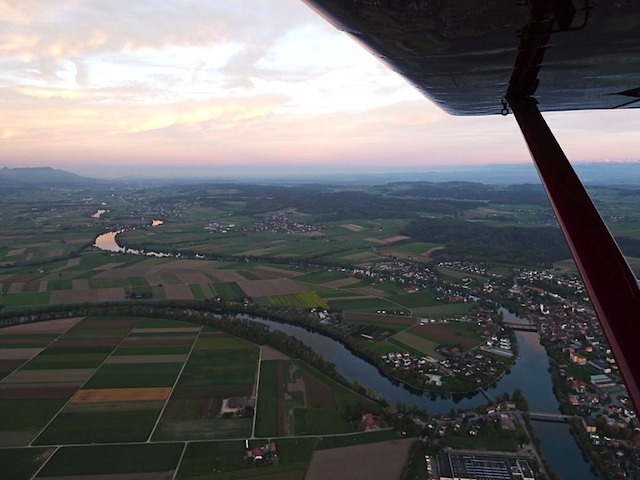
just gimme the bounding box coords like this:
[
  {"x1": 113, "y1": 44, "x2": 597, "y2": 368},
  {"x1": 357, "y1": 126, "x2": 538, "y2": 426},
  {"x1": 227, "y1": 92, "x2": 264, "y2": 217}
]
[
  {"x1": 527, "y1": 411, "x2": 576, "y2": 423},
  {"x1": 503, "y1": 321, "x2": 538, "y2": 332}
]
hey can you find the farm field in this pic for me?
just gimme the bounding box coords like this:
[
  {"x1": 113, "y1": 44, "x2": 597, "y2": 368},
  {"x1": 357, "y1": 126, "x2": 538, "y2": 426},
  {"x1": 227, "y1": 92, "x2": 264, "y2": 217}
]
[
  {"x1": 5, "y1": 173, "x2": 640, "y2": 478},
  {"x1": 379, "y1": 320, "x2": 492, "y2": 359},
  {"x1": 255, "y1": 359, "x2": 377, "y2": 438},
  {"x1": 0, "y1": 244, "x2": 471, "y2": 320},
  {"x1": 0, "y1": 315, "x2": 388, "y2": 478}
]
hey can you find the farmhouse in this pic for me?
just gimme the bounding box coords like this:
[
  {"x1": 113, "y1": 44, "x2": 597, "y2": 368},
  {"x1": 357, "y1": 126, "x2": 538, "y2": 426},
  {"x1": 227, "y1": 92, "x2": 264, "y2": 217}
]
[
  {"x1": 202, "y1": 396, "x2": 253, "y2": 417},
  {"x1": 361, "y1": 413, "x2": 379, "y2": 430},
  {"x1": 247, "y1": 441, "x2": 278, "y2": 466}
]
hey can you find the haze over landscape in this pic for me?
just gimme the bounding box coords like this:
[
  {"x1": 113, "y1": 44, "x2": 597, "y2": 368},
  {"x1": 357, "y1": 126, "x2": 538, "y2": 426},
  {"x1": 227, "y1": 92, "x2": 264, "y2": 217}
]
[{"x1": 1, "y1": 0, "x2": 639, "y2": 179}]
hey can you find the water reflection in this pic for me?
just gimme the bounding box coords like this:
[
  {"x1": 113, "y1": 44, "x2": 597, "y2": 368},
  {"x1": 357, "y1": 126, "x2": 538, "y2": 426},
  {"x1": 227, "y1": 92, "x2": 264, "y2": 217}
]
[{"x1": 93, "y1": 230, "x2": 171, "y2": 257}]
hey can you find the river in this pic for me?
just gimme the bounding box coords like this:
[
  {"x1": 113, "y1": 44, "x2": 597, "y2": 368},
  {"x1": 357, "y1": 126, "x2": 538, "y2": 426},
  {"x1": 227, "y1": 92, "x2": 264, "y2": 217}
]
[
  {"x1": 93, "y1": 224, "x2": 169, "y2": 257},
  {"x1": 245, "y1": 313, "x2": 598, "y2": 479},
  {"x1": 92, "y1": 230, "x2": 598, "y2": 478}
]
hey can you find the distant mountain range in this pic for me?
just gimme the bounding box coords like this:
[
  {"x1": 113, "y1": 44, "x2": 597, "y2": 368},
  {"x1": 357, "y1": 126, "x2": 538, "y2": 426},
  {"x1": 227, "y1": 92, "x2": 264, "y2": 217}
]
[
  {"x1": 0, "y1": 167, "x2": 102, "y2": 189},
  {"x1": 263, "y1": 162, "x2": 640, "y2": 186},
  {"x1": 1, "y1": 162, "x2": 640, "y2": 188}
]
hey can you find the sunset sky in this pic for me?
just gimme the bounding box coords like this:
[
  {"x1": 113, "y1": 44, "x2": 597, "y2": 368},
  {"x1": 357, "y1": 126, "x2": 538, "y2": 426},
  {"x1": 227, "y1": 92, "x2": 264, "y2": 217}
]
[{"x1": 1, "y1": 0, "x2": 640, "y2": 178}]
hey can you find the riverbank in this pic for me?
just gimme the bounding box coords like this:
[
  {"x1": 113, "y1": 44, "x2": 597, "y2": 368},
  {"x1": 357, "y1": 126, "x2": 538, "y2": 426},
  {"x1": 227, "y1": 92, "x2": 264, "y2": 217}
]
[
  {"x1": 94, "y1": 229, "x2": 517, "y2": 396},
  {"x1": 87, "y1": 230, "x2": 603, "y2": 477}
]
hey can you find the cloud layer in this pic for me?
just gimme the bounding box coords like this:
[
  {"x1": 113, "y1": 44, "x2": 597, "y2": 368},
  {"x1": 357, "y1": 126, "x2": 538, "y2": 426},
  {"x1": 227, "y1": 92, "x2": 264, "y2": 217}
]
[{"x1": 1, "y1": 0, "x2": 639, "y2": 177}]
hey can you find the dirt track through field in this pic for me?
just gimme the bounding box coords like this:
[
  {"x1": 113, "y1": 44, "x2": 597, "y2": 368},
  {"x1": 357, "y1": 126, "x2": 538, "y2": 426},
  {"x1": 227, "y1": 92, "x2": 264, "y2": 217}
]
[{"x1": 71, "y1": 387, "x2": 173, "y2": 403}]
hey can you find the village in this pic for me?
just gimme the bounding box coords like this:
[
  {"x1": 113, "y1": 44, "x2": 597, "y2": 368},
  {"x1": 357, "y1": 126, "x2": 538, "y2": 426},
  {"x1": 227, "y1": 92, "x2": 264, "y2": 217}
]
[
  {"x1": 429, "y1": 263, "x2": 640, "y2": 478},
  {"x1": 297, "y1": 256, "x2": 640, "y2": 478}
]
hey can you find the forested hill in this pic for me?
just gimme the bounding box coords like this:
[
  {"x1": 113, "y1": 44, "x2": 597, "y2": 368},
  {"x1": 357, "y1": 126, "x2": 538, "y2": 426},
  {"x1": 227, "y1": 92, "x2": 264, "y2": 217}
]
[
  {"x1": 374, "y1": 182, "x2": 552, "y2": 207},
  {"x1": 402, "y1": 217, "x2": 569, "y2": 265}
]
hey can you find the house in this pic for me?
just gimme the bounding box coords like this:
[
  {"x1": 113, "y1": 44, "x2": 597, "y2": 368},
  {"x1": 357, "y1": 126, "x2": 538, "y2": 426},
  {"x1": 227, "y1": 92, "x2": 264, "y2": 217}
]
[
  {"x1": 582, "y1": 417, "x2": 597, "y2": 434},
  {"x1": 220, "y1": 396, "x2": 247, "y2": 416},
  {"x1": 361, "y1": 413, "x2": 378, "y2": 430}
]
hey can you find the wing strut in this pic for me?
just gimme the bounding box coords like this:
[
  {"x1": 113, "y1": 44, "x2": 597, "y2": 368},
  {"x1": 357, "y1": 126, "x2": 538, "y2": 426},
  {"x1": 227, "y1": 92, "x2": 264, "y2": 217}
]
[{"x1": 508, "y1": 95, "x2": 640, "y2": 414}]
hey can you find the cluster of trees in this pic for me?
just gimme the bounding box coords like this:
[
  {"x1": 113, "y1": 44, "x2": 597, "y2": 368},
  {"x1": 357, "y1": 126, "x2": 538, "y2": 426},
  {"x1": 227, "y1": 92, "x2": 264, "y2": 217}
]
[
  {"x1": 378, "y1": 181, "x2": 552, "y2": 207},
  {"x1": 238, "y1": 189, "x2": 481, "y2": 221}
]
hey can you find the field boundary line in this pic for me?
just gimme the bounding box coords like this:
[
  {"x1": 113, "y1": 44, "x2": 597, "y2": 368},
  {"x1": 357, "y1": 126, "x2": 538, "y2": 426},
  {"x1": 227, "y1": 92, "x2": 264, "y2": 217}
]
[
  {"x1": 171, "y1": 442, "x2": 188, "y2": 480},
  {"x1": 147, "y1": 325, "x2": 203, "y2": 442},
  {"x1": 251, "y1": 345, "x2": 263, "y2": 438},
  {"x1": 0, "y1": 320, "x2": 78, "y2": 385},
  {"x1": 29, "y1": 445, "x2": 60, "y2": 478}
]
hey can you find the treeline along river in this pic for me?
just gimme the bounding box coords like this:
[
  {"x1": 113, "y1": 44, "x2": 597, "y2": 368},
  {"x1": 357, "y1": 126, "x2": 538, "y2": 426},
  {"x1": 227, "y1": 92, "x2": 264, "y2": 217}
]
[
  {"x1": 248, "y1": 313, "x2": 598, "y2": 480},
  {"x1": 94, "y1": 231, "x2": 598, "y2": 479}
]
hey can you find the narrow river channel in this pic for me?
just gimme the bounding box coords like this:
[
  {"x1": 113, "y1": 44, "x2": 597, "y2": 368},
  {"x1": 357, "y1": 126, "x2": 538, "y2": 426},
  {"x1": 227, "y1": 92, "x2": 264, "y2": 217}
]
[{"x1": 93, "y1": 230, "x2": 599, "y2": 479}]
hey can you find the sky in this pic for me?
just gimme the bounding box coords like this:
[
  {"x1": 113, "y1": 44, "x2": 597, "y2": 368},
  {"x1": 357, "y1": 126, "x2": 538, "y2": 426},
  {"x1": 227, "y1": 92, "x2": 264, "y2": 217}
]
[{"x1": 1, "y1": 0, "x2": 640, "y2": 179}]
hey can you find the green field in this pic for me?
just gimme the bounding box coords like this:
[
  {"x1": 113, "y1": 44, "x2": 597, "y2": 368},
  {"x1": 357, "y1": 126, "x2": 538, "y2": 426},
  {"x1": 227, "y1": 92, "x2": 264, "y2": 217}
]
[
  {"x1": 443, "y1": 426, "x2": 523, "y2": 452},
  {"x1": 177, "y1": 438, "x2": 317, "y2": 479},
  {"x1": 412, "y1": 303, "x2": 473, "y2": 316},
  {"x1": 0, "y1": 447, "x2": 55, "y2": 480},
  {"x1": 294, "y1": 408, "x2": 352, "y2": 435},
  {"x1": 212, "y1": 281, "x2": 246, "y2": 301},
  {"x1": 23, "y1": 352, "x2": 111, "y2": 369},
  {"x1": 34, "y1": 410, "x2": 161, "y2": 444},
  {"x1": 255, "y1": 361, "x2": 279, "y2": 437},
  {"x1": 295, "y1": 270, "x2": 350, "y2": 284},
  {"x1": 37, "y1": 443, "x2": 184, "y2": 476},
  {"x1": 0, "y1": 399, "x2": 68, "y2": 434},
  {"x1": 82, "y1": 362, "x2": 183, "y2": 389},
  {"x1": 390, "y1": 330, "x2": 442, "y2": 358},
  {"x1": 328, "y1": 297, "x2": 407, "y2": 313},
  {"x1": 189, "y1": 283, "x2": 207, "y2": 299},
  {"x1": 178, "y1": 334, "x2": 259, "y2": 386},
  {"x1": 388, "y1": 290, "x2": 442, "y2": 308},
  {"x1": 344, "y1": 311, "x2": 416, "y2": 327},
  {"x1": 0, "y1": 291, "x2": 51, "y2": 308},
  {"x1": 113, "y1": 344, "x2": 192, "y2": 355}
]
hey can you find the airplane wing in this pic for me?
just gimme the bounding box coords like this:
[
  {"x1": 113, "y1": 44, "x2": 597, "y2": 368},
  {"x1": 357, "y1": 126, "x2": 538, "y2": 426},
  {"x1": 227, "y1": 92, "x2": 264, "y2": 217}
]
[
  {"x1": 301, "y1": 1, "x2": 640, "y2": 115},
  {"x1": 302, "y1": 0, "x2": 640, "y2": 414}
]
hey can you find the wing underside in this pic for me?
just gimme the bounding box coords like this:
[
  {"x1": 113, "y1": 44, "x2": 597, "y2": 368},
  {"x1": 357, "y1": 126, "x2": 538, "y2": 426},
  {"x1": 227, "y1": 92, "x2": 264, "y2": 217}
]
[
  {"x1": 302, "y1": 0, "x2": 640, "y2": 414},
  {"x1": 302, "y1": 0, "x2": 640, "y2": 115}
]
